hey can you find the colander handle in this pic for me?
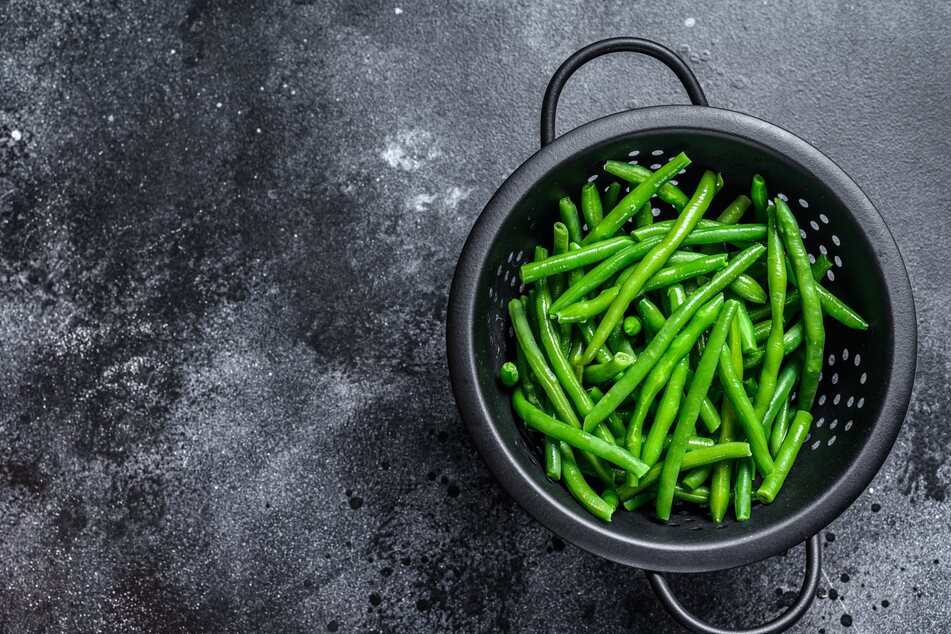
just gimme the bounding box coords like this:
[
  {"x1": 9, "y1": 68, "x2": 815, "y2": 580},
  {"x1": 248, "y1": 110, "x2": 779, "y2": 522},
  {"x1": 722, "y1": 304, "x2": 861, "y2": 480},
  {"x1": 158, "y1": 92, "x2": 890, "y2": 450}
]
[
  {"x1": 645, "y1": 534, "x2": 821, "y2": 634},
  {"x1": 541, "y1": 37, "x2": 708, "y2": 147}
]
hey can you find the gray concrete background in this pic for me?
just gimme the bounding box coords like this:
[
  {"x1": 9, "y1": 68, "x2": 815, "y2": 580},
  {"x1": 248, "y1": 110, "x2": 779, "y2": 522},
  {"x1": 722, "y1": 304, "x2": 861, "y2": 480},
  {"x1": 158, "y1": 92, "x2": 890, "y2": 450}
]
[{"x1": 1, "y1": 1, "x2": 949, "y2": 632}]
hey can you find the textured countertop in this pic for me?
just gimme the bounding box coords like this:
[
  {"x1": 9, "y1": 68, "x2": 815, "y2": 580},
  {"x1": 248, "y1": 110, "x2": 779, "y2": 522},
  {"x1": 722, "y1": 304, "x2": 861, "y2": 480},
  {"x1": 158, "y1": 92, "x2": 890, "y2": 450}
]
[{"x1": 1, "y1": 1, "x2": 949, "y2": 632}]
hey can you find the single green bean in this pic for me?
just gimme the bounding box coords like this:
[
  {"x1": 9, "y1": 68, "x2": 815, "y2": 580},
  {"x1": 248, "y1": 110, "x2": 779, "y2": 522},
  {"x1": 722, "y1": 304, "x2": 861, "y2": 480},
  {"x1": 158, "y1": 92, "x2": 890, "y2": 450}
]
[
  {"x1": 520, "y1": 236, "x2": 634, "y2": 284},
  {"x1": 513, "y1": 388, "x2": 649, "y2": 476},
  {"x1": 584, "y1": 352, "x2": 634, "y2": 384},
  {"x1": 638, "y1": 297, "x2": 666, "y2": 336},
  {"x1": 717, "y1": 342, "x2": 775, "y2": 476},
  {"x1": 568, "y1": 335, "x2": 584, "y2": 383},
  {"x1": 631, "y1": 222, "x2": 766, "y2": 244},
  {"x1": 544, "y1": 437, "x2": 561, "y2": 480},
  {"x1": 717, "y1": 195, "x2": 752, "y2": 224},
  {"x1": 697, "y1": 392, "x2": 722, "y2": 434},
  {"x1": 554, "y1": 254, "x2": 728, "y2": 323},
  {"x1": 769, "y1": 396, "x2": 792, "y2": 458},
  {"x1": 581, "y1": 171, "x2": 721, "y2": 365},
  {"x1": 623, "y1": 316, "x2": 642, "y2": 337},
  {"x1": 664, "y1": 435, "x2": 716, "y2": 451},
  {"x1": 559, "y1": 444, "x2": 614, "y2": 522},
  {"x1": 583, "y1": 153, "x2": 691, "y2": 245},
  {"x1": 656, "y1": 300, "x2": 738, "y2": 520},
  {"x1": 559, "y1": 196, "x2": 584, "y2": 245},
  {"x1": 618, "y1": 442, "x2": 752, "y2": 499},
  {"x1": 762, "y1": 357, "x2": 802, "y2": 439},
  {"x1": 585, "y1": 245, "x2": 766, "y2": 428},
  {"x1": 634, "y1": 296, "x2": 724, "y2": 462},
  {"x1": 735, "y1": 301, "x2": 758, "y2": 353},
  {"x1": 753, "y1": 204, "x2": 788, "y2": 421},
  {"x1": 751, "y1": 174, "x2": 768, "y2": 223},
  {"x1": 603, "y1": 159, "x2": 691, "y2": 210},
  {"x1": 551, "y1": 225, "x2": 572, "y2": 355},
  {"x1": 622, "y1": 484, "x2": 712, "y2": 511},
  {"x1": 681, "y1": 464, "x2": 713, "y2": 490},
  {"x1": 580, "y1": 182, "x2": 604, "y2": 232},
  {"x1": 635, "y1": 201, "x2": 654, "y2": 228},
  {"x1": 734, "y1": 457, "x2": 753, "y2": 521},
  {"x1": 775, "y1": 197, "x2": 825, "y2": 409},
  {"x1": 499, "y1": 362, "x2": 519, "y2": 387},
  {"x1": 756, "y1": 410, "x2": 813, "y2": 503},
  {"x1": 787, "y1": 270, "x2": 869, "y2": 330},
  {"x1": 601, "y1": 487, "x2": 620, "y2": 513},
  {"x1": 710, "y1": 320, "x2": 743, "y2": 522},
  {"x1": 602, "y1": 182, "x2": 621, "y2": 211},
  {"x1": 514, "y1": 340, "x2": 542, "y2": 408}
]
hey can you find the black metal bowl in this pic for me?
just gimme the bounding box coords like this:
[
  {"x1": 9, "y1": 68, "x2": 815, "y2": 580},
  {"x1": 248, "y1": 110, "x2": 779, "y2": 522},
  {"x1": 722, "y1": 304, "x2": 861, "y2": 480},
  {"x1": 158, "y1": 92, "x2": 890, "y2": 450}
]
[{"x1": 446, "y1": 39, "x2": 916, "y2": 633}]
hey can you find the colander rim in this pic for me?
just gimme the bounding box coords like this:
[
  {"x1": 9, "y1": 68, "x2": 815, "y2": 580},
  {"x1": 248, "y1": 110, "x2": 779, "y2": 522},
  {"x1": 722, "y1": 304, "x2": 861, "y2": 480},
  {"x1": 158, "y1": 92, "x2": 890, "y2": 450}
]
[{"x1": 446, "y1": 104, "x2": 917, "y2": 572}]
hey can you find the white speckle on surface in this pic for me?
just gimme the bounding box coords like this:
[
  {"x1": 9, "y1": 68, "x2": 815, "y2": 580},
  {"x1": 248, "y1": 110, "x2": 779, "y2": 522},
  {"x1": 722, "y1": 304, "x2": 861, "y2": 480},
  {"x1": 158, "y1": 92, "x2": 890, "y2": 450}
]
[
  {"x1": 684, "y1": 17, "x2": 696, "y2": 27},
  {"x1": 170, "y1": 48, "x2": 176, "y2": 55},
  {"x1": 381, "y1": 129, "x2": 441, "y2": 171},
  {"x1": 256, "y1": 128, "x2": 262, "y2": 134},
  {"x1": 10, "y1": 129, "x2": 22, "y2": 141},
  {"x1": 216, "y1": 102, "x2": 223, "y2": 108},
  {"x1": 395, "y1": 7, "x2": 403, "y2": 14},
  {"x1": 107, "y1": 114, "x2": 114, "y2": 123}
]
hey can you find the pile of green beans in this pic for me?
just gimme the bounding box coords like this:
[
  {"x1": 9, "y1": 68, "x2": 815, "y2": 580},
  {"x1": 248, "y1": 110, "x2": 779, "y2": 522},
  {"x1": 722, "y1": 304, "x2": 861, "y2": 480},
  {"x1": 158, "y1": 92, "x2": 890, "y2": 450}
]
[{"x1": 500, "y1": 154, "x2": 868, "y2": 523}]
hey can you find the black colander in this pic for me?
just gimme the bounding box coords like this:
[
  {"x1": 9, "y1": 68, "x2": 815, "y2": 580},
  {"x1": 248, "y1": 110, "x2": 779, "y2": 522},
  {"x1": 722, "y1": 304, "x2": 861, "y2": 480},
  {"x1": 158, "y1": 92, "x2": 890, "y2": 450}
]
[{"x1": 446, "y1": 38, "x2": 916, "y2": 634}]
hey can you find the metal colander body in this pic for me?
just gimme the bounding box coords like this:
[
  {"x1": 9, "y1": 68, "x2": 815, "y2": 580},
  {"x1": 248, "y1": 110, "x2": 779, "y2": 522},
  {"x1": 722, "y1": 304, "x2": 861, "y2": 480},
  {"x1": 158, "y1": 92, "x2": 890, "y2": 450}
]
[{"x1": 447, "y1": 105, "x2": 916, "y2": 573}]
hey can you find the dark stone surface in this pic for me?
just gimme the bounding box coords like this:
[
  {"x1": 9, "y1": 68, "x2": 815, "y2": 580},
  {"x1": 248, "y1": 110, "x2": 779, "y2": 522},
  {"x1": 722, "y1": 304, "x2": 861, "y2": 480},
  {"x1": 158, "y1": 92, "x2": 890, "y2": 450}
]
[{"x1": 0, "y1": 1, "x2": 949, "y2": 632}]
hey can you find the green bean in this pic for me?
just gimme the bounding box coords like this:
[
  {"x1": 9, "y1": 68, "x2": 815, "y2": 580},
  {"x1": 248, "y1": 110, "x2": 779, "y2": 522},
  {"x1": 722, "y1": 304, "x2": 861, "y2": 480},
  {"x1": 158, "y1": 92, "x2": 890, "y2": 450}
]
[
  {"x1": 681, "y1": 464, "x2": 713, "y2": 490},
  {"x1": 560, "y1": 444, "x2": 614, "y2": 522},
  {"x1": 718, "y1": 342, "x2": 775, "y2": 476},
  {"x1": 585, "y1": 245, "x2": 766, "y2": 428},
  {"x1": 618, "y1": 442, "x2": 752, "y2": 499},
  {"x1": 762, "y1": 357, "x2": 802, "y2": 441},
  {"x1": 717, "y1": 195, "x2": 752, "y2": 224},
  {"x1": 812, "y1": 253, "x2": 834, "y2": 281},
  {"x1": 520, "y1": 236, "x2": 634, "y2": 284},
  {"x1": 622, "y1": 484, "x2": 712, "y2": 511},
  {"x1": 657, "y1": 300, "x2": 738, "y2": 520},
  {"x1": 544, "y1": 437, "x2": 561, "y2": 480},
  {"x1": 583, "y1": 153, "x2": 692, "y2": 245},
  {"x1": 588, "y1": 386, "x2": 626, "y2": 439},
  {"x1": 631, "y1": 222, "x2": 766, "y2": 244},
  {"x1": 602, "y1": 486, "x2": 620, "y2": 513},
  {"x1": 635, "y1": 201, "x2": 654, "y2": 228},
  {"x1": 584, "y1": 352, "x2": 634, "y2": 384},
  {"x1": 602, "y1": 181, "x2": 621, "y2": 211},
  {"x1": 623, "y1": 316, "x2": 642, "y2": 337},
  {"x1": 735, "y1": 301, "x2": 758, "y2": 353},
  {"x1": 509, "y1": 298, "x2": 578, "y2": 426},
  {"x1": 734, "y1": 457, "x2": 753, "y2": 521},
  {"x1": 751, "y1": 174, "x2": 768, "y2": 223},
  {"x1": 550, "y1": 225, "x2": 572, "y2": 355},
  {"x1": 756, "y1": 410, "x2": 813, "y2": 503},
  {"x1": 628, "y1": 287, "x2": 694, "y2": 479},
  {"x1": 607, "y1": 323, "x2": 636, "y2": 357},
  {"x1": 580, "y1": 182, "x2": 604, "y2": 232},
  {"x1": 769, "y1": 396, "x2": 792, "y2": 458},
  {"x1": 549, "y1": 238, "x2": 662, "y2": 312},
  {"x1": 535, "y1": 277, "x2": 621, "y2": 468},
  {"x1": 559, "y1": 196, "x2": 584, "y2": 245},
  {"x1": 568, "y1": 335, "x2": 584, "y2": 383},
  {"x1": 576, "y1": 318, "x2": 614, "y2": 365},
  {"x1": 752, "y1": 204, "x2": 788, "y2": 422},
  {"x1": 634, "y1": 295, "x2": 724, "y2": 461},
  {"x1": 514, "y1": 341, "x2": 542, "y2": 408},
  {"x1": 684, "y1": 368, "x2": 723, "y2": 433},
  {"x1": 730, "y1": 273, "x2": 767, "y2": 304},
  {"x1": 775, "y1": 198, "x2": 825, "y2": 409},
  {"x1": 710, "y1": 320, "x2": 743, "y2": 522},
  {"x1": 787, "y1": 271, "x2": 869, "y2": 330},
  {"x1": 747, "y1": 256, "x2": 833, "y2": 321},
  {"x1": 499, "y1": 362, "x2": 519, "y2": 387},
  {"x1": 603, "y1": 159, "x2": 691, "y2": 210},
  {"x1": 553, "y1": 254, "x2": 728, "y2": 323},
  {"x1": 638, "y1": 297, "x2": 666, "y2": 336},
  {"x1": 664, "y1": 435, "x2": 716, "y2": 451},
  {"x1": 744, "y1": 377, "x2": 758, "y2": 398},
  {"x1": 581, "y1": 171, "x2": 721, "y2": 365},
  {"x1": 513, "y1": 388, "x2": 649, "y2": 476}
]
